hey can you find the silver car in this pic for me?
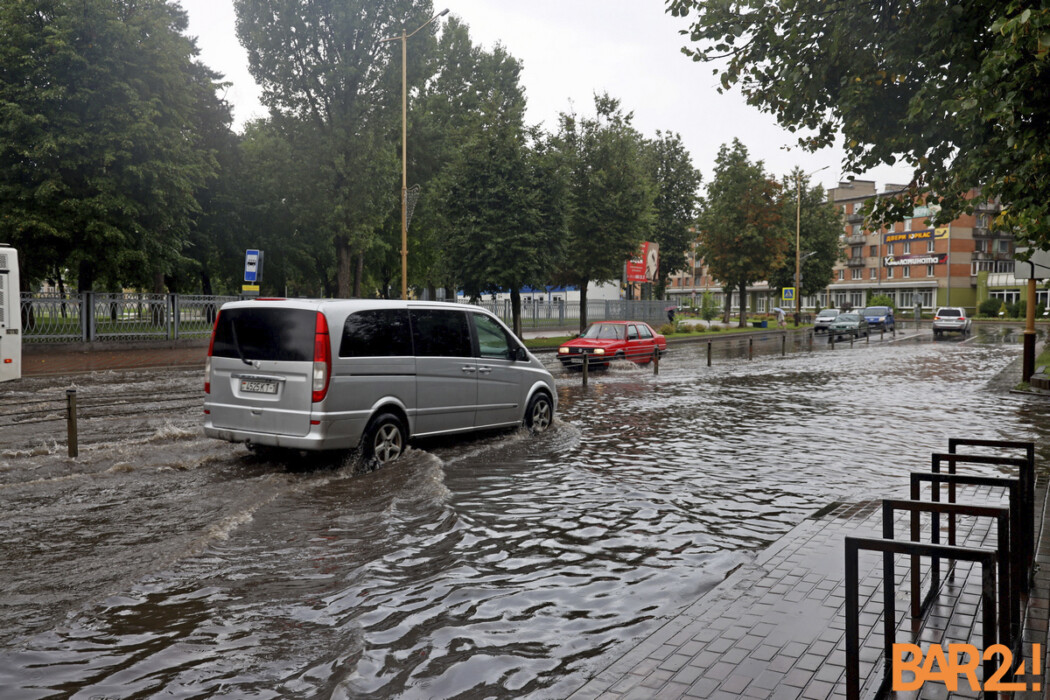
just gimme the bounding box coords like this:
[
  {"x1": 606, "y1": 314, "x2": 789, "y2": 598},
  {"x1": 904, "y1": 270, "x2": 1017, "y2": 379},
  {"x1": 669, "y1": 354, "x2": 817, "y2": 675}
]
[
  {"x1": 204, "y1": 299, "x2": 557, "y2": 464},
  {"x1": 813, "y1": 308, "x2": 839, "y2": 334},
  {"x1": 932, "y1": 307, "x2": 972, "y2": 337}
]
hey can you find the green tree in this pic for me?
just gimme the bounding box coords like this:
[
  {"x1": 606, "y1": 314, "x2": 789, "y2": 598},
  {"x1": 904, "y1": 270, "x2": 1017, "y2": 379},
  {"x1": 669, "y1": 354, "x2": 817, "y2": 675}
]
[
  {"x1": 696, "y1": 140, "x2": 788, "y2": 327},
  {"x1": 553, "y1": 94, "x2": 656, "y2": 332},
  {"x1": 235, "y1": 0, "x2": 423, "y2": 297},
  {"x1": 443, "y1": 51, "x2": 558, "y2": 336},
  {"x1": 0, "y1": 0, "x2": 222, "y2": 291},
  {"x1": 668, "y1": 0, "x2": 1050, "y2": 251},
  {"x1": 867, "y1": 294, "x2": 895, "y2": 312},
  {"x1": 767, "y1": 170, "x2": 842, "y2": 311},
  {"x1": 643, "y1": 131, "x2": 702, "y2": 298}
]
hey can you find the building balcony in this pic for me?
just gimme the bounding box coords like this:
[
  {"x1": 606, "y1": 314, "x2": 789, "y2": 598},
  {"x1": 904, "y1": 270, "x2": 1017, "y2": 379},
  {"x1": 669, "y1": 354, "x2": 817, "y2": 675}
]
[
  {"x1": 845, "y1": 213, "x2": 864, "y2": 224},
  {"x1": 974, "y1": 200, "x2": 1001, "y2": 213},
  {"x1": 972, "y1": 251, "x2": 991, "y2": 260},
  {"x1": 847, "y1": 257, "x2": 866, "y2": 267},
  {"x1": 846, "y1": 233, "x2": 867, "y2": 245}
]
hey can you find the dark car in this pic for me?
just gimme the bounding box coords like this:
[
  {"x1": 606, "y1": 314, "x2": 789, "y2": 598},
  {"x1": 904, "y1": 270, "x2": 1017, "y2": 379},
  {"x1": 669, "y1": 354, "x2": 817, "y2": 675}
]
[
  {"x1": 828, "y1": 312, "x2": 869, "y2": 340},
  {"x1": 558, "y1": 321, "x2": 667, "y2": 368},
  {"x1": 862, "y1": 305, "x2": 895, "y2": 331}
]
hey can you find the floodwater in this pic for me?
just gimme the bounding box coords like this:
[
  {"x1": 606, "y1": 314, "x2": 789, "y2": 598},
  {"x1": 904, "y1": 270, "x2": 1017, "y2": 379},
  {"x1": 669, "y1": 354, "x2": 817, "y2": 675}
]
[{"x1": 0, "y1": 329, "x2": 1047, "y2": 699}]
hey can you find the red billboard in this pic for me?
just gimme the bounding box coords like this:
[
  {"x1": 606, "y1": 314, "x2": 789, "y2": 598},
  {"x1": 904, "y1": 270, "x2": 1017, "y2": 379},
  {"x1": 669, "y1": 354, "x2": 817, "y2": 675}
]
[{"x1": 626, "y1": 241, "x2": 659, "y2": 283}]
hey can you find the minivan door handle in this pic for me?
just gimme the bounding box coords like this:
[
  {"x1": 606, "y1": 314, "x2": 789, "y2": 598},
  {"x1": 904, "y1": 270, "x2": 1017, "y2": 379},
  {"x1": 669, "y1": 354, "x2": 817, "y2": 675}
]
[
  {"x1": 461, "y1": 365, "x2": 477, "y2": 373},
  {"x1": 477, "y1": 365, "x2": 492, "y2": 374}
]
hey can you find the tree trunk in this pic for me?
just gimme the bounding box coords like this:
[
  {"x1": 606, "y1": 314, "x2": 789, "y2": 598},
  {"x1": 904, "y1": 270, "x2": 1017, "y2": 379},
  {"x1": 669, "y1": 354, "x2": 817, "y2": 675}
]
[
  {"x1": 578, "y1": 278, "x2": 590, "y2": 333},
  {"x1": 511, "y1": 288, "x2": 522, "y2": 338},
  {"x1": 336, "y1": 237, "x2": 353, "y2": 298},
  {"x1": 77, "y1": 260, "x2": 95, "y2": 293},
  {"x1": 722, "y1": 285, "x2": 732, "y2": 325},
  {"x1": 353, "y1": 251, "x2": 364, "y2": 298},
  {"x1": 738, "y1": 280, "x2": 748, "y2": 327}
]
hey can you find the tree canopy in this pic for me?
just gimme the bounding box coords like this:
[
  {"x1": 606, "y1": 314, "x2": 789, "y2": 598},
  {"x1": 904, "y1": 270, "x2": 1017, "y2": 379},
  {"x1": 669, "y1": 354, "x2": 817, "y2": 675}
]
[
  {"x1": 0, "y1": 0, "x2": 224, "y2": 291},
  {"x1": 695, "y1": 139, "x2": 787, "y2": 327},
  {"x1": 668, "y1": 0, "x2": 1050, "y2": 250}
]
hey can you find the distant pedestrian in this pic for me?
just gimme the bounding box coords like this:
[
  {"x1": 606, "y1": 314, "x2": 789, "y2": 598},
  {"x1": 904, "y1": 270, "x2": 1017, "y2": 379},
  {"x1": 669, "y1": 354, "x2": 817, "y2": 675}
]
[
  {"x1": 775, "y1": 307, "x2": 786, "y2": 328},
  {"x1": 667, "y1": 307, "x2": 676, "y2": 324}
]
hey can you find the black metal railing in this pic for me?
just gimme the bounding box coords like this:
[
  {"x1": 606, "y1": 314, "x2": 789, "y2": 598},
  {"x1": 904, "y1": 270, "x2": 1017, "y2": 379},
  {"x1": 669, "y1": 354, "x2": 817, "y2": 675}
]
[{"x1": 843, "y1": 438, "x2": 1036, "y2": 699}]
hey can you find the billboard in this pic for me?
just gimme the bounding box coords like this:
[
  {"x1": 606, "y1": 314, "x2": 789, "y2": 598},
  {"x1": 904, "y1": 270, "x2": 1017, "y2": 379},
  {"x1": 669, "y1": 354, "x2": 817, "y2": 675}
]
[
  {"x1": 883, "y1": 253, "x2": 947, "y2": 267},
  {"x1": 626, "y1": 241, "x2": 659, "y2": 283},
  {"x1": 883, "y1": 228, "x2": 949, "y2": 244}
]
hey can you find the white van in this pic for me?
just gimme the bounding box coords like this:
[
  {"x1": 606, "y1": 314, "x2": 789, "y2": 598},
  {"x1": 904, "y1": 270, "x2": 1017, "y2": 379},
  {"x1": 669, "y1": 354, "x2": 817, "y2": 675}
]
[{"x1": 203, "y1": 299, "x2": 557, "y2": 464}]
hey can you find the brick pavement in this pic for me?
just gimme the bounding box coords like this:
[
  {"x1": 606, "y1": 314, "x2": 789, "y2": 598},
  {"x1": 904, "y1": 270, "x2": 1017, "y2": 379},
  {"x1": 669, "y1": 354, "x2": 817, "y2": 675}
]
[{"x1": 569, "y1": 479, "x2": 1049, "y2": 700}]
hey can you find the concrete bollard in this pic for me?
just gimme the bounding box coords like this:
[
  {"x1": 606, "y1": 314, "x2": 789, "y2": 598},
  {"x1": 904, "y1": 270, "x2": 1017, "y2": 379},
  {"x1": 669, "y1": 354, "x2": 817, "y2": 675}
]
[
  {"x1": 707, "y1": 341, "x2": 712, "y2": 366},
  {"x1": 582, "y1": 354, "x2": 589, "y2": 387},
  {"x1": 66, "y1": 389, "x2": 78, "y2": 458},
  {"x1": 748, "y1": 337, "x2": 753, "y2": 360},
  {"x1": 653, "y1": 349, "x2": 659, "y2": 375},
  {"x1": 782, "y1": 333, "x2": 786, "y2": 356}
]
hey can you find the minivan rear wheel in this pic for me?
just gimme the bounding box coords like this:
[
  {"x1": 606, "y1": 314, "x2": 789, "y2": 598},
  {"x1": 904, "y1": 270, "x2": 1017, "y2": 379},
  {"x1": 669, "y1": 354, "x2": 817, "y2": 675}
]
[
  {"x1": 362, "y1": 413, "x2": 406, "y2": 466},
  {"x1": 525, "y1": 392, "x2": 553, "y2": 433}
]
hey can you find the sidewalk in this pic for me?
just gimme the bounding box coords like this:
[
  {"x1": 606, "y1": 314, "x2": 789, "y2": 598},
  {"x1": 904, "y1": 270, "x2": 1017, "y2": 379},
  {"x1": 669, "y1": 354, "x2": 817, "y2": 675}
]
[
  {"x1": 568, "y1": 477, "x2": 1049, "y2": 700},
  {"x1": 21, "y1": 342, "x2": 208, "y2": 377}
]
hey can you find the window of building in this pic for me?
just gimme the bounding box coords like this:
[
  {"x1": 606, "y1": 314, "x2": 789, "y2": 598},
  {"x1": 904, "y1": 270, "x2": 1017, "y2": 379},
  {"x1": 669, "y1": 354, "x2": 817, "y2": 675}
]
[
  {"x1": 899, "y1": 291, "x2": 914, "y2": 308},
  {"x1": 926, "y1": 265, "x2": 935, "y2": 277},
  {"x1": 851, "y1": 246, "x2": 863, "y2": 258},
  {"x1": 975, "y1": 239, "x2": 988, "y2": 253},
  {"x1": 977, "y1": 213, "x2": 990, "y2": 228},
  {"x1": 870, "y1": 245, "x2": 878, "y2": 256},
  {"x1": 919, "y1": 289, "x2": 934, "y2": 308},
  {"x1": 903, "y1": 242, "x2": 911, "y2": 254},
  {"x1": 852, "y1": 268, "x2": 862, "y2": 280},
  {"x1": 838, "y1": 269, "x2": 844, "y2": 281},
  {"x1": 905, "y1": 219, "x2": 912, "y2": 231},
  {"x1": 903, "y1": 266, "x2": 911, "y2": 278},
  {"x1": 870, "y1": 267, "x2": 877, "y2": 279},
  {"x1": 927, "y1": 240, "x2": 936, "y2": 253},
  {"x1": 887, "y1": 267, "x2": 894, "y2": 279},
  {"x1": 886, "y1": 243, "x2": 894, "y2": 256},
  {"x1": 851, "y1": 291, "x2": 865, "y2": 308},
  {"x1": 998, "y1": 239, "x2": 1011, "y2": 254}
]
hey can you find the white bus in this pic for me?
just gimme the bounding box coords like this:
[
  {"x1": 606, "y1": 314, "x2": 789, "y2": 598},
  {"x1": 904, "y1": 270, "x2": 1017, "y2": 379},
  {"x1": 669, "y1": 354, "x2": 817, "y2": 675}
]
[{"x1": 0, "y1": 245, "x2": 21, "y2": 382}]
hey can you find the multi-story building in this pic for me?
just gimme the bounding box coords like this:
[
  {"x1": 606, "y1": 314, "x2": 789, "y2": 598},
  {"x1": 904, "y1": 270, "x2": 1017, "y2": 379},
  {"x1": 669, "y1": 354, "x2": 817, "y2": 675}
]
[{"x1": 666, "y1": 181, "x2": 1048, "y2": 314}]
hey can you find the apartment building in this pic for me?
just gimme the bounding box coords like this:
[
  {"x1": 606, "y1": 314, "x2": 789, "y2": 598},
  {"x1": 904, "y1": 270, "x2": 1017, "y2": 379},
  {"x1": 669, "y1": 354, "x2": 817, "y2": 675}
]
[{"x1": 667, "y1": 181, "x2": 1047, "y2": 314}]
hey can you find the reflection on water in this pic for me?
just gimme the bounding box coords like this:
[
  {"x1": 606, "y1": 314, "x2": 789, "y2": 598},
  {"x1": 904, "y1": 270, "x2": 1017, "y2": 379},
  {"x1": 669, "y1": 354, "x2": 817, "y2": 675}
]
[{"x1": 0, "y1": 337, "x2": 1047, "y2": 698}]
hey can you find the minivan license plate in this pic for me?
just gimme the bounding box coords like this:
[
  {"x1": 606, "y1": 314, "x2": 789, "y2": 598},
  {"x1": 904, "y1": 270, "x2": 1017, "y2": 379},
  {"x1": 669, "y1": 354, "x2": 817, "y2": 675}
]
[{"x1": 241, "y1": 379, "x2": 278, "y2": 394}]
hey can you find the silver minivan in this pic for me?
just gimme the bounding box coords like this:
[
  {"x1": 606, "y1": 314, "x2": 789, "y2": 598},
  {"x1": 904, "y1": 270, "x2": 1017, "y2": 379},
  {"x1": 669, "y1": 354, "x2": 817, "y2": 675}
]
[{"x1": 203, "y1": 299, "x2": 557, "y2": 464}]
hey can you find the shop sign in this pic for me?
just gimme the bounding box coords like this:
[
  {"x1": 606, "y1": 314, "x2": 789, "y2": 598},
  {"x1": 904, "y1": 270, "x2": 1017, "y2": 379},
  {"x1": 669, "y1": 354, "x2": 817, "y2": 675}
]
[
  {"x1": 883, "y1": 253, "x2": 947, "y2": 267},
  {"x1": 884, "y1": 228, "x2": 949, "y2": 244}
]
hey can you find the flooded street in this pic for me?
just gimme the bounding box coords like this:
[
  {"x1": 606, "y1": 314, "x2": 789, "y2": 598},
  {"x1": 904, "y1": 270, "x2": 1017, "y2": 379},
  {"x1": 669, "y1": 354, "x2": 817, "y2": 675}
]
[{"x1": 1, "y1": 331, "x2": 1048, "y2": 699}]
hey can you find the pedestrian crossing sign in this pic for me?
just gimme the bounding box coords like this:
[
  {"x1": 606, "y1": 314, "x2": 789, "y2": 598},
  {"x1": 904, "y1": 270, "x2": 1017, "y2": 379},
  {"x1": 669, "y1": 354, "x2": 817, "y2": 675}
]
[{"x1": 782, "y1": 287, "x2": 796, "y2": 302}]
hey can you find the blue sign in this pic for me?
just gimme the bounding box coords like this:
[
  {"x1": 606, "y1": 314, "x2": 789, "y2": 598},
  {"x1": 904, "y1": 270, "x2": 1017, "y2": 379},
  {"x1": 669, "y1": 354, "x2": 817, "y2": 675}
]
[{"x1": 244, "y1": 249, "x2": 260, "y2": 283}]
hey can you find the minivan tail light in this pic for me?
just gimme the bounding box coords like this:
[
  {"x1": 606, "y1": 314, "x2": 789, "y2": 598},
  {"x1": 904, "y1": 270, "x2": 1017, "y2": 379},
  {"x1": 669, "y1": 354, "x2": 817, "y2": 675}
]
[
  {"x1": 312, "y1": 312, "x2": 331, "y2": 403},
  {"x1": 205, "y1": 311, "x2": 220, "y2": 394}
]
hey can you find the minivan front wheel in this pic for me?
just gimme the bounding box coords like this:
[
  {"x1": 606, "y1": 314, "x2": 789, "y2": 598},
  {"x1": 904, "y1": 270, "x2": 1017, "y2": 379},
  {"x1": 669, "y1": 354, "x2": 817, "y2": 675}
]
[
  {"x1": 525, "y1": 392, "x2": 553, "y2": 433},
  {"x1": 362, "y1": 413, "x2": 406, "y2": 466}
]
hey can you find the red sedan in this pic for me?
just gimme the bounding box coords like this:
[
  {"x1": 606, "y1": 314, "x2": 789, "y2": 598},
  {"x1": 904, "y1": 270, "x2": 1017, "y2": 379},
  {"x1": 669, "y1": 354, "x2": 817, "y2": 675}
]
[{"x1": 557, "y1": 321, "x2": 667, "y2": 368}]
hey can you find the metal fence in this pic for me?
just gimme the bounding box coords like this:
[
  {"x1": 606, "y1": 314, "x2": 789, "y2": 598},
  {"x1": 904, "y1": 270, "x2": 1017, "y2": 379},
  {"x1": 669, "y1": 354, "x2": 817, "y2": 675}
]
[
  {"x1": 20, "y1": 293, "x2": 674, "y2": 344},
  {"x1": 21, "y1": 293, "x2": 238, "y2": 343},
  {"x1": 460, "y1": 297, "x2": 672, "y2": 331}
]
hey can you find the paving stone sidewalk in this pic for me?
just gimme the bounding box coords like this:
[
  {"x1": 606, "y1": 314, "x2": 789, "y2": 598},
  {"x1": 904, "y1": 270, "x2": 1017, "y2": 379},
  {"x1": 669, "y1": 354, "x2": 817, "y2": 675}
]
[
  {"x1": 21, "y1": 342, "x2": 207, "y2": 376},
  {"x1": 569, "y1": 480, "x2": 1050, "y2": 700}
]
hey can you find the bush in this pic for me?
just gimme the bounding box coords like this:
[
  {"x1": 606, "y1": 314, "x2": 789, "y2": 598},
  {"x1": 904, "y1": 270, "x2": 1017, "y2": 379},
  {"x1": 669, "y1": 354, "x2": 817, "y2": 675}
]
[
  {"x1": 978, "y1": 298, "x2": 1003, "y2": 317},
  {"x1": 658, "y1": 323, "x2": 676, "y2": 335},
  {"x1": 674, "y1": 322, "x2": 693, "y2": 334}
]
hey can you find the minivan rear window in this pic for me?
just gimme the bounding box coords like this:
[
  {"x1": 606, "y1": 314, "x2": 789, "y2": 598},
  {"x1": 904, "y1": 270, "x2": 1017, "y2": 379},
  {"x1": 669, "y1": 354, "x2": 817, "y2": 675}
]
[
  {"x1": 340, "y1": 309, "x2": 413, "y2": 357},
  {"x1": 938, "y1": 308, "x2": 961, "y2": 317},
  {"x1": 212, "y1": 308, "x2": 316, "y2": 362}
]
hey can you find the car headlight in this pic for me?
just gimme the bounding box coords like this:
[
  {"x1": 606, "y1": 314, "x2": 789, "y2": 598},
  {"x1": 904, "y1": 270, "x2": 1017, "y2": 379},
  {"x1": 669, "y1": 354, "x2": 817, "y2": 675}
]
[
  {"x1": 559, "y1": 347, "x2": 569, "y2": 354},
  {"x1": 593, "y1": 348, "x2": 605, "y2": 355}
]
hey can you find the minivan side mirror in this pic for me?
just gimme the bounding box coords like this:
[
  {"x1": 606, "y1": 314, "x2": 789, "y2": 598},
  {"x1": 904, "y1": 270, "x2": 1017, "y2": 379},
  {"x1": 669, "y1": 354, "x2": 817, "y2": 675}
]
[{"x1": 512, "y1": 346, "x2": 528, "y2": 362}]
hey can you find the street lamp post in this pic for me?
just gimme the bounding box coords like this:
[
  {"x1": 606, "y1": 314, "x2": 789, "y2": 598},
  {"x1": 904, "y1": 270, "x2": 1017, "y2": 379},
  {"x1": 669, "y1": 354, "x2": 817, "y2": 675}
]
[
  {"x1": 795, "y1": 165, "x2": 830, "y2": 326},
  {"x1": 383, "y1": 8, "x2": 449, "y2": 301}
]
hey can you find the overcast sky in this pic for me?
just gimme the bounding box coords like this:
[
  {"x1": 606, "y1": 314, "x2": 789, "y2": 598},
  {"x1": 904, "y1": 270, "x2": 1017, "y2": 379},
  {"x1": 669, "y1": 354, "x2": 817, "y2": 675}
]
[{"x1": 180, "y1": 0, "x2": 913, "y2": 194}]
